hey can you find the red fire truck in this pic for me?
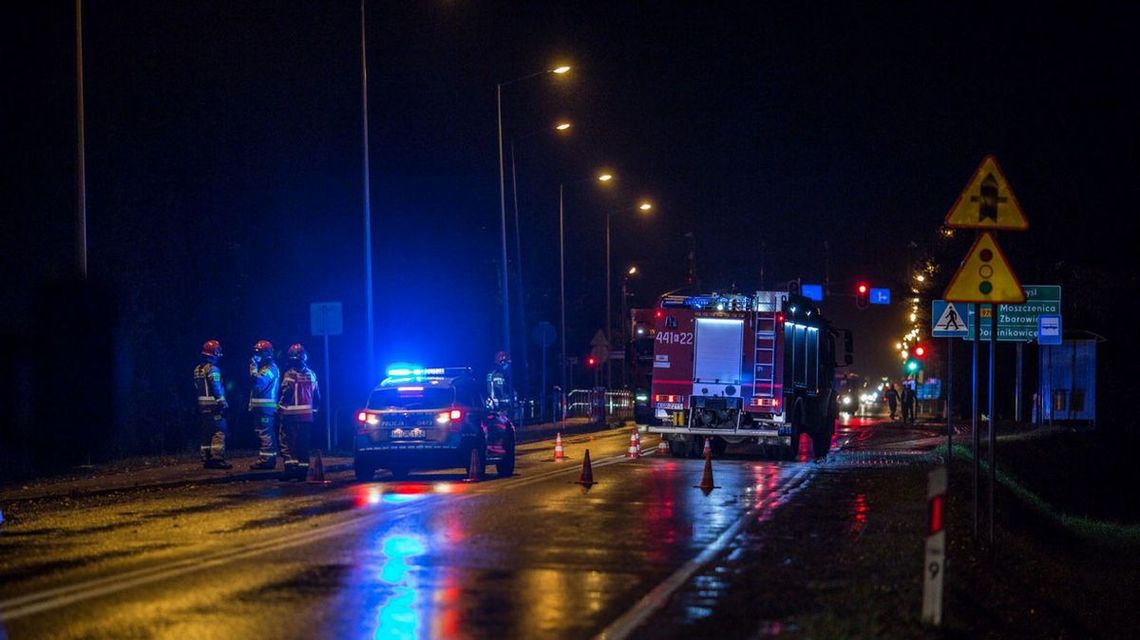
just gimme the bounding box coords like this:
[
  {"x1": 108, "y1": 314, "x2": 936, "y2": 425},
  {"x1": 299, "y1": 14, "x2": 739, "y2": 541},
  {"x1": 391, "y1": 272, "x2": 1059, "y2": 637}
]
[{"x1": 647, "y1": 291, "x2": 852, "y2": 460}]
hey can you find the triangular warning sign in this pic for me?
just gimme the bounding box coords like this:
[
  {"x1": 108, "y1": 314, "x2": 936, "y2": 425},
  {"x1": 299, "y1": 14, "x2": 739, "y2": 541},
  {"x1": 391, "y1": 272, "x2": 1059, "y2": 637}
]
[
  {"x1": 933, "y1": 302, "x2": 967, "y2": 334},
  {"x1": 944, "y1": 155, "x2": 1029, "y2": 231},
  {"x1": 944, "y1": 232, "x2": 1025, "y2": 304}
]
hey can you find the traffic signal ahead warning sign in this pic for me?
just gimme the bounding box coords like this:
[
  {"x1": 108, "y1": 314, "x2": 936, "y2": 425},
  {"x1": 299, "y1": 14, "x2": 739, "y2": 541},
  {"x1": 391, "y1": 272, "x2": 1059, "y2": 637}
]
[{"x1": 943, "y1": 232, "x2": 1025, "y2": 304}]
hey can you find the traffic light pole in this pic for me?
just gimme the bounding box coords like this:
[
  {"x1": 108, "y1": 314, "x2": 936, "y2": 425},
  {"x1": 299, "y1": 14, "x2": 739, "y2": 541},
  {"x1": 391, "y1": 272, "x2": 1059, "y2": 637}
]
[{"x1": 946, "y1": 337, "x2": 953, "y2": 468}]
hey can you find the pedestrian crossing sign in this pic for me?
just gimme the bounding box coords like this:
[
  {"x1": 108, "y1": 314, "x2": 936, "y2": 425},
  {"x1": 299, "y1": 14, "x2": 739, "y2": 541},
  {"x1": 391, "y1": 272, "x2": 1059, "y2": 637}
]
[
  {"x1": 931, "y1": 301, "x2": 968, "y2": 337},
  {"x1": 944, "y1": 155, "x2": 1029, "y2": 231}
]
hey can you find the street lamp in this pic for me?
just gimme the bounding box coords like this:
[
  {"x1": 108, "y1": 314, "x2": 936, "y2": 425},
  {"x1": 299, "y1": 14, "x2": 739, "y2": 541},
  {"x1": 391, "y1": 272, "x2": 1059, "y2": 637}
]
[
  {"x1": 509, "y1": 120, "x2": 573, "y2": 419},
  {"x1": 606, "y1": 199, "x2": 653, "y2": 388},
  {"x1": 497, "y1": 64, "x2": 572, "y2": 393},
  {"x1": 619, "y1": 264, "x2": 639, "y2": 389},
  {"x1": 559, "y1": 171, "x2": 614, "y2": 428}
]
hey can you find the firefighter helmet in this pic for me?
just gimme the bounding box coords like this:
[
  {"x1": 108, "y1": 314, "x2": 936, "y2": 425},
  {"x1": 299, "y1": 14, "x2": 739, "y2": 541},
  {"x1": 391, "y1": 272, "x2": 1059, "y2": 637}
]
[
  {"x1": 286, "y1": 343, "x2": 308, "y2": 365},
  {"x1": 494, "y1": 350, "x2": 511, "y2": 365},
  {"x1": 201, "y1": 339, "x2": 223, "y2": 359},
  {"x1": 253, "y1": 339, "x2": 274, "y2": 358}
]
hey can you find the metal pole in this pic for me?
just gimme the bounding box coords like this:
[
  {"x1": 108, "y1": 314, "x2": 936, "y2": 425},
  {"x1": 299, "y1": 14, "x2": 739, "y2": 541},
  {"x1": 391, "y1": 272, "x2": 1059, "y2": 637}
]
[
  {"x1": 1015, "y1": 341, "x2": 1023, "y2": 422},
  {"x1": 360, "y1": 1, "x2": 375, "y2": 379},
  {"x1": 541, "y1": 341, "x2": 547, "y2": 422},
  {"x1": 559, "y1": 184, "x2": 567, "y2": 430},
  {"x1": 75, "y1": 0, "x2": 88, "y2": 278},
  {"x1": 510, "y1": 138, "x2": 527, "y2": 425},
  {"x1": 972, "y1": 302, "x2": 979, "y2": 541},
  {"x1": 988, "y1": 303, "x2": 997, "y2": 550},
  {"x1": 496, "y1": 84, "x2": 513, "y2": 381},
  {"x1": 324, "y1": 333, "x2": 332, "y2": 450},
  {"x1": 946, "y1": 337, "x2": 953, "y2": 467},
  {"x1": 605, "y1": 210, "x2": 612, "y2": 389}
]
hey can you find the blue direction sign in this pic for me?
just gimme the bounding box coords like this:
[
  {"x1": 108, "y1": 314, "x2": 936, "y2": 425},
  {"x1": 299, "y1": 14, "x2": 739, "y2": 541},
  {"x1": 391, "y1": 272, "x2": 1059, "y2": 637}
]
[
  {"x1": 870, "y1": 288, "x2": 891, "y2": 305},
  {"x1": 801, "y1": 283, "x2": 824, "y2": 301},
  {"x1": 1037, "y1": 314, "x2": 1062, "y2": 345},
  {"x1": 932, "y1": 301, "x2": 969, "y2": 337},
  {"x1": 933, "y1": 285, "x2": 1061, "y2": 342}
]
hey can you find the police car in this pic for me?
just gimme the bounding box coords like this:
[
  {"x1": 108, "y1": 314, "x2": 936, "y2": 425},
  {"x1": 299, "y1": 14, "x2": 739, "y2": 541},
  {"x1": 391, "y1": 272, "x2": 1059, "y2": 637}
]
[{"x1": 353, "y1": 366, "x2": 517, "y2": 481}]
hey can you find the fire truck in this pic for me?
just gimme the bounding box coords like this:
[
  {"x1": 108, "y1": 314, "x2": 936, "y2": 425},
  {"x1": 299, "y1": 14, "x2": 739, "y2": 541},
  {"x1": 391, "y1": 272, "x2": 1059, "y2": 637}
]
[{"x1": 647, "y1": 291, "x2": 852, "y2": 460}]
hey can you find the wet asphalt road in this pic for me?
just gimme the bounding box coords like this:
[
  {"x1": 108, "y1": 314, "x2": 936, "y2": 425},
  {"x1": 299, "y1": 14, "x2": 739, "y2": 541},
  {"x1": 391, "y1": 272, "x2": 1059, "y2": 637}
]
[{"x1": 0, "y1": 413, "x2": 916, "y2": 639}]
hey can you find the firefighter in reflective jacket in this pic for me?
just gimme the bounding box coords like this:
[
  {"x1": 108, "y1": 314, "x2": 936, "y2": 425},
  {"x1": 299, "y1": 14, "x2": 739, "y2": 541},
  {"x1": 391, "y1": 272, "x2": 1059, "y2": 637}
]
[
  {"x1": 194, "y1": 340, "x2": 231, "y2": 469},
  {"x1": 248, "y1": 339, "x2": 280, "y2": 470},
  {"x1": 278, "y1": 343, "x2": 320, "y2": 479}
]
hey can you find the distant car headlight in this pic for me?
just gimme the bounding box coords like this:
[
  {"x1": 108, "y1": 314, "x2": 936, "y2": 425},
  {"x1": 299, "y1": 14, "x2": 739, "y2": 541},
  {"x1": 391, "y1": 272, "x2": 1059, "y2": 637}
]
[{"x1": 841, "y1": 395, "x2": 852, "y2": 405}]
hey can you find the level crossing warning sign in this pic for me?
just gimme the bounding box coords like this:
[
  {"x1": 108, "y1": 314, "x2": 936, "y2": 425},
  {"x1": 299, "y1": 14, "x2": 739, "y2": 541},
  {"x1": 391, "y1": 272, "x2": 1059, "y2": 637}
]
[
  {"x1": 944, "y1": 155, "x2": 1028, "y2": 231},
  {"x1": 943, "y1": 232, "x2": 1025, "y2": 304}
]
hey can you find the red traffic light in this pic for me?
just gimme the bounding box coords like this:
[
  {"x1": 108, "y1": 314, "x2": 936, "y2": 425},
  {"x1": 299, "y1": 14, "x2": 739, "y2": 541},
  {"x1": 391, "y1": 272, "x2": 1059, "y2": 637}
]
[
  {"x1": 586, "y1": 356, "x2": 597, "y2": 367},
  {"x1": 914, "y1": 345, "x2": 927, "y2": 358},
  {"x1": 857, "y1": 283, "x2": 868, "y2": 294}
]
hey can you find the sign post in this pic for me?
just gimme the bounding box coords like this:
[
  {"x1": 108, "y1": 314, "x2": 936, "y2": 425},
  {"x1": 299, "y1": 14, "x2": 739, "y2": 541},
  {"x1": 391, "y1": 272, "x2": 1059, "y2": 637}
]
[
  {"x1": 922, "y1": 466, "x2": 948, "y2": 626},
  {"x1": 310, "y1": 302, "x2": 343, "y2": 450},
  {"x1": 943, "y1": 155, "x2": 1030, "y2": 550}
]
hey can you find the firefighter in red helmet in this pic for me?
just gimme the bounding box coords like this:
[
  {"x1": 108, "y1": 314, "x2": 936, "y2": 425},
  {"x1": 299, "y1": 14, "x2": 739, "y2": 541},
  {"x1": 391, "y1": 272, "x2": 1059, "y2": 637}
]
[
  {"x1": 278, "y1": 343, "x2": 320, "y2": 480},
  {"x1": 248, "y1": 339, "x2": 280, "y2": 470},
  {"x1": 194, "y1": 340, "x2": 231, "y2": 469}
]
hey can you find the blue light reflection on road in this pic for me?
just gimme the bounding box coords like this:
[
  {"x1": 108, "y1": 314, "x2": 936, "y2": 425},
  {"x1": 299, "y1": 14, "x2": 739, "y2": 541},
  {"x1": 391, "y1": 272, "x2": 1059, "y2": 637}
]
[{"x1": 374, "y1": 533, "x2": 427, "y2": 640}]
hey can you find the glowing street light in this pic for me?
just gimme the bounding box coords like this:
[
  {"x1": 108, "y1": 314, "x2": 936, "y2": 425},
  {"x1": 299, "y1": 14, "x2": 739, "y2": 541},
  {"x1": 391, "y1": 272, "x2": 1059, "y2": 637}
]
[
  {"x1": 598, "y1": 172, "x2": 613, "y2": 182},
  {"x1": 496, "y1": 63, "x2": 574, "y2": 394},
  {"x1": 555, "y1": 122, "x2": 572, "y2": 131}
]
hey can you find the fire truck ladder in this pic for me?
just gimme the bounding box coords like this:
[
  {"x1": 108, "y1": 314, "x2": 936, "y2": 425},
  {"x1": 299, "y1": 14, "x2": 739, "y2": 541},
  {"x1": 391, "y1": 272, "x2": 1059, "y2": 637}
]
[{"x1": 753, "y1": 313, "x2": 777, "y2": 401}]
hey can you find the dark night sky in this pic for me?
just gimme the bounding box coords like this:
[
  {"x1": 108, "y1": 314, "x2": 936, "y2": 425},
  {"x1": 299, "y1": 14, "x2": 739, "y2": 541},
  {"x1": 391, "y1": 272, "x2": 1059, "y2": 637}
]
[{"x1": 4, "y1": 1, "x2": 1139, "y2": 413}]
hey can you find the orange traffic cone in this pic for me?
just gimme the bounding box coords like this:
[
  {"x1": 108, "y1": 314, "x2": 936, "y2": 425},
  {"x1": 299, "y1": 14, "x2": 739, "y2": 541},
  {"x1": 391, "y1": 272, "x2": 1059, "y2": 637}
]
[
  {"x1": 657, "y1": 436, "x2": 669, "y2": 455},
  {"x1": 306, "y1": 450, "x2": 330, "y2": 484},
  {"x1": 696, "y1": 450, "x2": 717, "y2": 495},
  {"x1": 576, "y1": 449, "x2": 596, "y2": 486},
  {"x1": 463, "y1": 447, "x2": 482, "y2": 483},
  {"x1": 702, "y1": 437, "x2": 712, "y2": 458},
  {"x1": 553, "y1": 432, "x2": 567, "y2": 461},
  {"x1": 626, "y1": 429, "x2": 640, "y2": 459}
]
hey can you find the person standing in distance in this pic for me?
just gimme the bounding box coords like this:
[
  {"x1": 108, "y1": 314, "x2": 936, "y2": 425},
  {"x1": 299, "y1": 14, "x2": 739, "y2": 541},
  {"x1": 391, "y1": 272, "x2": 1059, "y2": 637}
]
[
  {"x1": 194, "y1": 340, "x2": 231, "y2": 469},
  {"x1": 248, "y1": 340, "x2": 280, "y2": 470},
  {"x1": 278, "y1": 343, "x2": 320, "y2": 480}
]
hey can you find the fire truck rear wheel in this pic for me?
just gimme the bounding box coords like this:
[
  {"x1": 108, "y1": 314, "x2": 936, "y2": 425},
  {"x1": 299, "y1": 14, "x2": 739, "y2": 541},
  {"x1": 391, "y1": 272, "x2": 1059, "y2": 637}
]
[
  {"x1": 711, "y1": 437, "x2": 728, "y2": 456},
  {"x1": 781, "y1": 405, "x2": 804, "y2": 461},
  {"x1": 669, "y1": 439, "x2": 688, "y2": 458}
]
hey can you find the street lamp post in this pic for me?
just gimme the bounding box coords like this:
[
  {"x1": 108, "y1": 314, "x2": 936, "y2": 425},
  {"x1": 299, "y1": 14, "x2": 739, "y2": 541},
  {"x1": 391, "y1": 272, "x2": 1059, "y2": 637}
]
[
  {"x1": 559, "y1": 171, "x2": 612, "y2": 429},
  {"x1": 496, "y1": 65, "x2": 570, "y2": 395},
  {"x1": 605, "y1": 201, "x2": 652, "y2": 389}
]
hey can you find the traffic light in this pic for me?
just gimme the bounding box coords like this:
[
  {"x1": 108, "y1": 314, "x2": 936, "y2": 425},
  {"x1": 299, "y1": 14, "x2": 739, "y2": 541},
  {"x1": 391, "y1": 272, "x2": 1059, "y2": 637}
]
[
  {"x1": 855, "y1": 282, "x2": 870, "y2": 309},
  {"x1": 586, "y1": 355, "x2": 598, "y2": 367},
  {"x1": 913, "y1": 344, "x2": 927, "y2": 358}
]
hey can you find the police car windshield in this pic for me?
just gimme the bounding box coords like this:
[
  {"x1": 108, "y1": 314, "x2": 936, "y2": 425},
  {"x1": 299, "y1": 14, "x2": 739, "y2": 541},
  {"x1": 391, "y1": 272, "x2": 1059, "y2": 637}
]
[{"x1": 368, "y1": 387, "x2": 454, "y2": 410}]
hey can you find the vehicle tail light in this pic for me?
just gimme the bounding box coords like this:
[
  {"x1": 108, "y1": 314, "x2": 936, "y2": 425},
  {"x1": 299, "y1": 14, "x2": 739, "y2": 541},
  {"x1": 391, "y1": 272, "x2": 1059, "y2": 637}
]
[
  {"x1": 450, "y1": 409, "x2": 463, "y2": 421},
  {"x1": 356, "y1": 411, "x2": 368, "y2": 423},
  {"x1": 357, "y1": 410, "x2": 380, "y2": 433}
]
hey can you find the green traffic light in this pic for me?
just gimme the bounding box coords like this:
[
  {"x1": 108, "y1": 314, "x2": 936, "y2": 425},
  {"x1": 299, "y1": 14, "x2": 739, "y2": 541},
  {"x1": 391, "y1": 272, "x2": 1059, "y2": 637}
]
[{"x1": 906, "y1": 360, "x2": 919, "y2": 372}]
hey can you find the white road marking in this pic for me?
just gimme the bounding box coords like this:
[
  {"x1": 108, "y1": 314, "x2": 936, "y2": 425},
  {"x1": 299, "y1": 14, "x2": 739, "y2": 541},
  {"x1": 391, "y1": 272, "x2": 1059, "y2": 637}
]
[{"x1": 596, "y1": 462, "x2": 817, "y2": 640}]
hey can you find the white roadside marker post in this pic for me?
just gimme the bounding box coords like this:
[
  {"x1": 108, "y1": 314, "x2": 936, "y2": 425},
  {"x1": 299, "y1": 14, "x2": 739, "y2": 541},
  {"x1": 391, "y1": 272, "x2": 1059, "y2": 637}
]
[{"x1": 922, "y1": 466, "x2": 948, "y2": 625}]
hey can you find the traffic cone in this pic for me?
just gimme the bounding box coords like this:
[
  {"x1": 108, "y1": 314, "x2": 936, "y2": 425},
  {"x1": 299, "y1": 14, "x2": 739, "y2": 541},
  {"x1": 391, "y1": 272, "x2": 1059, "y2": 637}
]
[
  {"x1": 463, "y1": 447, "x2": 482, "y2": 483},
  {"x1": 657, "y1": 436, "x2": 669, "y2": 455},
  {"x1": 306, "y1": 450, "x2": 330, "y2": 484},
  {"x1": 553, "y1": 432, "x2": 567, "y2": 461},
  {"x1": 626, "y1": 430, "x2": 640, "y2": 459},
  {"x1": 696, "y1": 450, "x2": 716, "y2": 495},
  {"x1": 702, "y1": 437, "x2": 712, "y2": 458},
  {"x1": 576, "y1": 449, "x2": 595, "y2": 487}
]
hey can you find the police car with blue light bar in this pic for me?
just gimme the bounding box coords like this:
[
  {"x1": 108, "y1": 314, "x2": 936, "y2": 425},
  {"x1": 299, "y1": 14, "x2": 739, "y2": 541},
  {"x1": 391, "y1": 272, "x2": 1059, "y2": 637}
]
[{"x1": 353, "y1": 365, "x2": 516, "y2": 481}]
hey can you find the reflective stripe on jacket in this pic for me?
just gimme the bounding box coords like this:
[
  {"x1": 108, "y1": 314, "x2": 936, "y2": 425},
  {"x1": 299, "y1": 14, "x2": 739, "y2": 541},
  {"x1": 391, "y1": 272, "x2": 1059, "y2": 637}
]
[
  {"x1": 278, "y1": 367, "x2": 319, "y2": 421},
  {"x1": 194, "y1": 362, "x2": 227, "y2": 414},
  {"x1": 248, "y1": 361, "x2": 280, "y2": 413}
]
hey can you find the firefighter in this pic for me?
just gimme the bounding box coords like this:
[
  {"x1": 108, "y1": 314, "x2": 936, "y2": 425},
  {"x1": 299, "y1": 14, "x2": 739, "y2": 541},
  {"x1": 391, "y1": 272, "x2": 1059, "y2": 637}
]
[
  {"x1": 248, "y1": 339, "x2": 280, "y2": 470},
  {"x1": 194, "y1": 340, "x2": 231, "y2": 469},
  {"x1": 278, "y1": 343, "x2": 320, "y2": 480}
]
